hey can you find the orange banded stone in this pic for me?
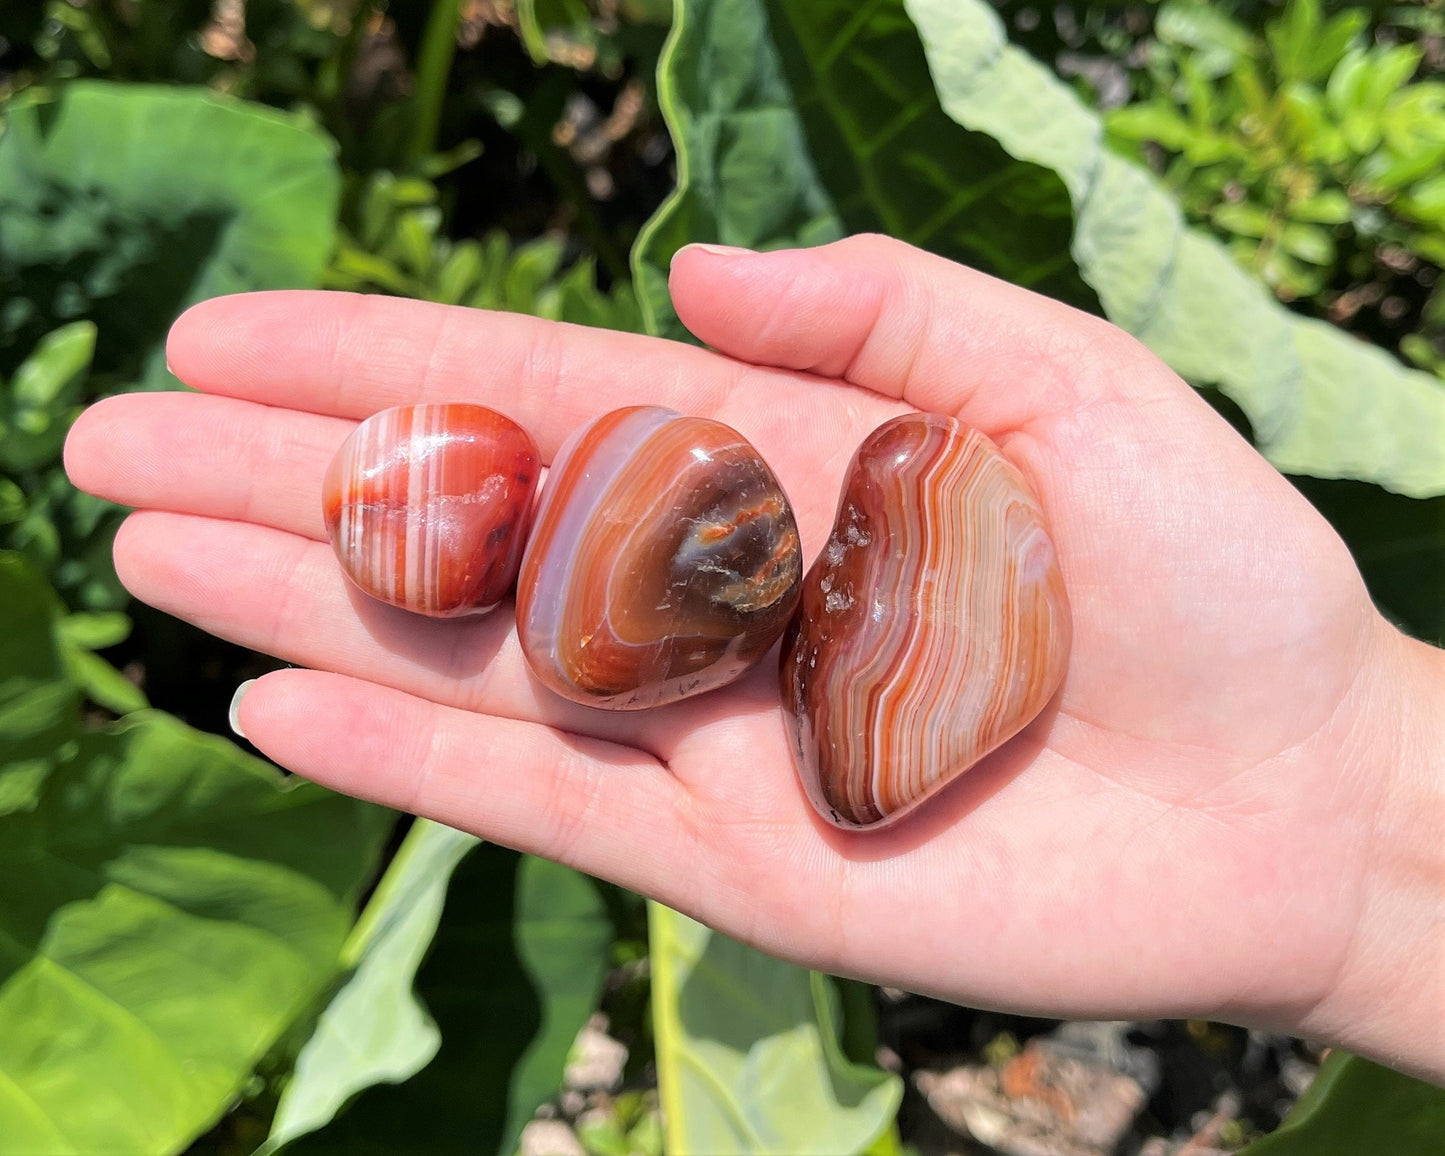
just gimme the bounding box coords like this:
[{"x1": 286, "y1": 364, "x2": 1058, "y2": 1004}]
[
  {"x1": 781, "y1": 413, "x2": 1071, "y2": 829},
  {"x1": 323, "y1": 404, "x2": 539, "y2": 617},
  {"x1": 517, "y1": 406, "x2": 802, "y2": 709}
]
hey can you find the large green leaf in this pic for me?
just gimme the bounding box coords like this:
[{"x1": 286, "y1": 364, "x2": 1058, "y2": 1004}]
[
  {"x1": 1242, "y1": 1051, "x2": 1445, "y2": 1155},
  {"x1": 0, "y1": 554, "x2": 391, "y2": 1152},
  {"x1": 0, "y1": 710, "x2": 392, "y2": 1154},
  {"x1": 262, "y1": 820, "x2": 479, "y2": 1155},
  {"x1": 903, "y1": 0, "x2": 1445, "y2": 497},
  {"x1": 632, "y1": 0, "x2": 1092, "y2": 342},
  {"x1": 279, "y1": 842, "x2": 613, "y2": 1156},
  {"x1": 0, "y1": 81, "x2": 340, "y2": 388},
  {"x1": 636, "y1": 0, "x2": 1445, "y2": 495},
  {"x1": 649, "y1": 904, "x2": 901, "y2": 1155},
  {"x1": 632, "y1": 0, "x2": 844, "y2": 340}
]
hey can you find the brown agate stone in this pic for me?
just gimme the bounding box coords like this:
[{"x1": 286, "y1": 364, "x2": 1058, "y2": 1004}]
[
  {"x1": 781, "y1": 413, "x2": 1071, "y2": 829},
  {"x1": 516, "y1": 406, "x2": 803, "y2": 709}
]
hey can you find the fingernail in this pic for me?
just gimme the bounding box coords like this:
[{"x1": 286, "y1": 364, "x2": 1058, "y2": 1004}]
[
  {"x1": 677, "y1": 242, "x2": 753, "y2": 261},
  {"x1": 229, "y1": 680, "x2": 256, "y2": 740}
]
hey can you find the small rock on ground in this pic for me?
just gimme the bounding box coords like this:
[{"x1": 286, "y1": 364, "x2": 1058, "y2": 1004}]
[
  {"x1": 519, "y1": 1119, "x2": 587, "y2": 1156},
  {"x1": 915, "y1": 1037, "x2": 1147, "y2": 1156},
  {"x1": 565, "y1": 1013, "x2": 630, "y2": 1093}
]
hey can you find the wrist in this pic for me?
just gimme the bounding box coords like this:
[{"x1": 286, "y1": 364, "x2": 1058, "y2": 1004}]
[{"x1": 1299, "y1": 617, "x2": 1445, "y2": 1083}]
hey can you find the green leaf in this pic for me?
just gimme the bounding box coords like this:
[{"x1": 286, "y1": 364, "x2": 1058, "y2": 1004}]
[
  {"x1": 633, "y1": 0, "x2": 1445, "y2": 492},
  {"x1": 649, "y1": 904, "x2": 901, "y2": 1155},
  {"x1": 0, "y1": 479, "x2": 25, "y2": 525},
  {"x1": 333, "y1": 167, "x2": 637, "y2": 327},
  {"x1": 1279, "y1": 222, "x2": 1334, "y2": 266},
  {"x1": 60, "y1": 648, "x2": 148, "y2": 716},
  {"x1": 519, "y1": 0, "x2": 665, "y2": 73},
  {"x1": 417, "y1": 142, "x2": 485, "y2": 183},
  {"x1": 576, "y1": 1093, "x2": 666, "y2": 1156},
  {"x1": 56, "y1": 610, "x2": 131, "y2": 652},
  {"x1": 1211, "y1": 202, "x2": 1274, "y2": 239},
  {"x1": 1364, "y1": 145, "x2": 1445, "y2": 197},
  {"x1": 1325, "y1": 48, "x2": 1372, "y2": 121},
  {"x1": 1313, "y1": 10, "x2": 1369, "y2": 81},
  {"x1": 1402, "y1": 180, "x2": 1445, "y2": 235},
  {"x1": 1281, "y1": 83, "x2": 1339, "y2": 160},
  {"x1": 0, "y1": 554, "x2": 77, "y2": 805},
  {"x1": 633, "y1": 0, "x2": 1092, "y2": 342},
  {"x1": 21, "y1": 483, "x2": 129, "y2": 613},
  {"x1": 8, "y1": 320, "x2": 95, "y2": 411},
  {"x1": 1243, "y1": 1051, "x2": 1445, "y2": 1155},
  {"x1": 5, "y1": 504, "x2": 62, "y2": 583},
  {"x1": 434, "y1": 242, "x2": 485, "y2": 306},
  {"x1": 262, "y1": 820, "x2": 478, "y2": 1155},
  {"x1": 578, "y1": 1116, "x2": 637, "y2": 1156},
  {"x1": 519, "y1": 0, "x2": 601, "y2": 65},
  {"x1": 1265, "y1": 0, "x2": 1321, "y2": 84},
  {"x1": 393, "y1": 206, "x2": 444, "y2": 280},
  {"x1": 0, "y1": 319, "x2": 96, "y2": 474},
  {"x1": 504, "y1": 237, "x2": 568, "y2": 312},
  {"x1": 1292, "y1": 189, "x2": 1351, "y2": 225},
  {"x1": 1106, "y1": 101, "x2": 1200, "y2": 151},
  {"x1": 279, "y1": 844, "x2": 613, "y2": 1156},
  {"x1": 1155, "y1": 1, "x2": 1256, "y2": 78},
  {"x1": 904, "y1": 0, "x2": 1445, "y2": 496},
  {"x1": 326, "y1": 242, "x2": 418, "y2": 297},
  {"x1": 0, "y1": 84, "x2": 339, "y2": 614},
  {"x1": 555, "y1": 258, "x2": 644, "y2": 332},
  {"x1": 1266, "y1": 0, "x2": 1363, "y2": 85},
  {"x1": 1366, "y1": 45, "x2": 1425, "y2": 110},
  {"x1": 1375, "y1": 83, "x2": 1445, "y2": 188},
  {"x1": 632, "y1": 0, "x2": 842, "y2": 338},
  {"x1": 0, "y1": 712, "x2": 392, "y2": 1154},
  {"x1": 0, "y1": 82, "x2": 339, "y2": 389}
]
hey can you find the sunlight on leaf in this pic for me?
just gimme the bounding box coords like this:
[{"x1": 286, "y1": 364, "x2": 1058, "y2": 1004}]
[
  {"x1": 649, "y1": 904, "x2": 901, "y2": 1156},
  {"x1": 906, "y1": 0, "x2": 1445, "y2": 496}
]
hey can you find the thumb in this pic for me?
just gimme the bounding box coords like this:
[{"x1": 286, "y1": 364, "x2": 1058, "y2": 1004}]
[{"x1": 668, "y1": 233, "x2": 1167, "y2": 434}]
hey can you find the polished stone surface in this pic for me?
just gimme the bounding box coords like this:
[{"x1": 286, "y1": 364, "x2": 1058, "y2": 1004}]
[
  {"x1": 517, "y1": 406, "x2": 802, "y2": 709},
  {"x1": 781, "y1": 413, "x2": 1071, "y2": 829},
  {"x1": 323, "y1": 403, "x2": 539, "y2": 616}
]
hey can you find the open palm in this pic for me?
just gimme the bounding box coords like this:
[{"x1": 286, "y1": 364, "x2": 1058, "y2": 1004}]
[{"x1": 66, "y1": 236, "x2": 1398, "y2": 1041}]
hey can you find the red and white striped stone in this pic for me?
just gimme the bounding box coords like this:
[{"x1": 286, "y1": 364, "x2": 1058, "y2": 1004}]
[
  {"x1": 323, "y1": 404, "x2": 539, "y2": 617},
  {"x1": 781, "y1": 413, "x2": 1071, "y2": 829}
]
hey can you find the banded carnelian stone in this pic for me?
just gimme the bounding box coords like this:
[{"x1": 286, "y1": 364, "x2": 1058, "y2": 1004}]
[
  {"x1": 517, "y1": 406, "x2": 802, "y2": 709},
  {"x1": 323, "y1": 404, "x2": 539, "y2": 617},
  {"x1": 782, "y1": 414, "x2": 1071, "y2": 829}
]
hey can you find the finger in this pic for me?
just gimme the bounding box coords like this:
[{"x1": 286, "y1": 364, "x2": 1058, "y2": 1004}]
[
  {"x1": 668, "y1": 235, "x2": 1170, "y2": 433},
  {"x1": 113, "y1": 511, "x2": 676, "y2": 755},
  {"x1": 232, "y1": 668, "x2": 704, "y2": 907},
  {"x1": 165, "y1": 291, "x2": 903, "y2": 463},
  {"x1": 66, "y1": 392, "x2": 353, "y2": 542}
]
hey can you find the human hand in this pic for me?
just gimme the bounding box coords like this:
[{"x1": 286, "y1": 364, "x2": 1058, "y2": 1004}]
[{"x1": 64, "y1": 235, "x2": 1444, "y2": 1080}]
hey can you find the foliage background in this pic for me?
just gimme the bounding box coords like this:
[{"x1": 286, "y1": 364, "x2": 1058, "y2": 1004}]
[{"x1": 0, "y1": 0, "x2": 1442, "y2": 1153}]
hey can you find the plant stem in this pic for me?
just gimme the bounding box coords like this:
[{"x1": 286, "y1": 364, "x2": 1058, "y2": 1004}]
[{"x1": 407, "y1": 0, "x2": 463, "y2": 166}]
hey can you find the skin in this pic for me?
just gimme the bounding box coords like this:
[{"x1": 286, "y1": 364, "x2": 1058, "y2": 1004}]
[{"x1": 65, "y1": 235, "x2": 1444, "y2": 1082}]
